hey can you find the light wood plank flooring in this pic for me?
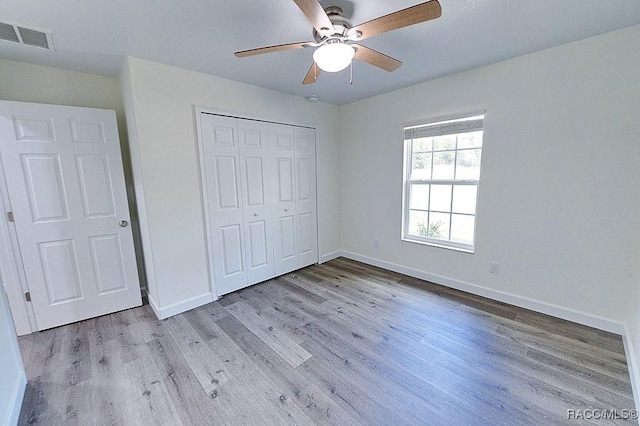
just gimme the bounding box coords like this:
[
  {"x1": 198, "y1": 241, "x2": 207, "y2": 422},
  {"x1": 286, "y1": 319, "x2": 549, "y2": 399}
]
[{"x1": 18, "y1": 258, "x2": 636, "y2": 425}]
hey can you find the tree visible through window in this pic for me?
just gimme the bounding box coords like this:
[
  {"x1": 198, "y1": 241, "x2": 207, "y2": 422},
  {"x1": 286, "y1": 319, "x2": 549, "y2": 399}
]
[{"x1": 402, "y1": 114, "x2": 484, "y2": 252}]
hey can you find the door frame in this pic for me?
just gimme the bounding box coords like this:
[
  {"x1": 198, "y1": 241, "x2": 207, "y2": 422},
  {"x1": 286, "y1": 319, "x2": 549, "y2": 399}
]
[
  {"x1": 0, "y1": 157, "x2": 37, "y2": 335},
  {"x1": 194, "y1": 106, "x2": 320, "y2": 298}
]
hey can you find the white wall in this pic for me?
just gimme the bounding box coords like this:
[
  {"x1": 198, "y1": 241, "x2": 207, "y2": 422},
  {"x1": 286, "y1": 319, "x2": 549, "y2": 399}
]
[
  {"x1": 0, "y1": 282, "x2": 26, "y2": 426},
  {"x1": 121, "y1": 57, "x2": 341, "y2": 316},
  {"x1": 0, "y1": 59, "x2": 126, "y2": 142},
  {"x1": 338, "y1": 24, "x2": 640, "y2": 399}
]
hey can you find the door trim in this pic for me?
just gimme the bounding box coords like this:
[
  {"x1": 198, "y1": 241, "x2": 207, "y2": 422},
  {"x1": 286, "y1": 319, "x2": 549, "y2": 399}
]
[{"x1": 0, "y1": 157, "x2": 36, "y2": 335}]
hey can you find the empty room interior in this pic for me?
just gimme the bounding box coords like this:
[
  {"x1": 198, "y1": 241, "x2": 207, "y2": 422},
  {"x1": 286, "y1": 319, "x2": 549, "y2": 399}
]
[{"x1": 1, "y1": 0, "x2": 640, "y2": 424}]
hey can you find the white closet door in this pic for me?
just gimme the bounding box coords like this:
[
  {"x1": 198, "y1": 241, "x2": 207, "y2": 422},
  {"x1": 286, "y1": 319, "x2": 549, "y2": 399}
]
[
  {"x1": 238, "y1": 119, "x2": 275, "y2": 285},
  {"x1": 201, "y1": 114, "x2": 247, "y2": 295},
  {"x1": 294, "y1": 127, "x2": 318, "y2": 268},
  {"x1": 272, "y1": 124, "x2": 298, "y2": 275}
]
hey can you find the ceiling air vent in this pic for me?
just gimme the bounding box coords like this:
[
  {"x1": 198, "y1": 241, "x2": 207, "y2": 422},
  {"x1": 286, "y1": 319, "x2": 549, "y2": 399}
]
[{"x1": 0, "y1": 20, "x2": 54, "y2": 50}]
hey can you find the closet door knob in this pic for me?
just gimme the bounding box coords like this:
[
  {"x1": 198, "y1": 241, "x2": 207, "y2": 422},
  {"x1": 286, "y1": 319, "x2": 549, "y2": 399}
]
[
  {"x1": 119, "y1": 220, "x2": 128, "y2": 227},
  {"x1": 253, "y1": 213, "x2": 258, "y2": 217},
  {"x1": 284, "y1": 208, "x2": 288, "y2": 212}
]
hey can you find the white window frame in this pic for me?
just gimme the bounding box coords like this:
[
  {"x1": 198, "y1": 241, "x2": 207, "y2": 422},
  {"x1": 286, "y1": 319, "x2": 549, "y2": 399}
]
[{"x1": 402, "y1": 112, "x2": 485, "y2": 253}]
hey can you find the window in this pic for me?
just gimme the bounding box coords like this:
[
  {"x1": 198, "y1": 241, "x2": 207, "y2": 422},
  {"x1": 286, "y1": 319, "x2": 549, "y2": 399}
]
[{"x1": 402, "y1": 114, "x2": 484, "y2": 252}]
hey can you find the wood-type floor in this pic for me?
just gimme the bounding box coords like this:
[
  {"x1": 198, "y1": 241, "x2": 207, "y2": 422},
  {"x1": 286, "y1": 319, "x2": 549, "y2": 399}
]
[{"x1": 18, "y1": 258, "x2": 636, "y2": 425}]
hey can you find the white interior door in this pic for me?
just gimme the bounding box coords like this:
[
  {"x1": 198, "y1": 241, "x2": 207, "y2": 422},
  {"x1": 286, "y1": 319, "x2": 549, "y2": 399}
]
[
  {"x1": 238, "y1": 119, "x2": 275, "y2": 285},
  {"x1": 271, "y1": 124, "x2": 298, "y2": 276},
  {"x1": 0, "y1": 101, "x2": 141, "y2": 331},
  {"x1": 201, "y1": 114, "x2": 248, "y2": 295},
  {"x1": 294, "y1": 127, "x2": 318, "y2": 268}
]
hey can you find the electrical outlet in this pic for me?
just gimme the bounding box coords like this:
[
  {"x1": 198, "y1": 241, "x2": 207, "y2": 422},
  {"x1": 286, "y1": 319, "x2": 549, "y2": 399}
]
[
  {"x1": 489, "y1": 262, "x2": 499, "y2": 274},
  {"x1": 373, "y1": 239, "x2": 379, "y2": 249}
]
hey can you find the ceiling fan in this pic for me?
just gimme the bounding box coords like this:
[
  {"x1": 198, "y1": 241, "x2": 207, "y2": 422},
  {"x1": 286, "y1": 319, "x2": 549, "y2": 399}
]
[{"x1": 234, "y1": 0, "x2": 442, "y2": 85}]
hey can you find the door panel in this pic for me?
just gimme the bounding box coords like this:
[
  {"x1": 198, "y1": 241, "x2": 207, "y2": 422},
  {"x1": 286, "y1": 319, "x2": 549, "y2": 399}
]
[
  {"x1": 201, "y1": 114, "x2": 248, "y2": 295},
  {"x1": 13, "y1": 116, "x2": 56, "y2": 142},
  {"x1": 277, "y1": 158, "x2": 294, "y2": 202},
  {"x1": 278, "y1": 215, "x2": 297, "y2": 259},
  {"x1": 244, "y1": 157, "x2": 265, "y2": 206},
  {"x1": 0, "y1": 101, "x2": 141, "y2": 330},
  {"x1": 70, "y1": 120, "x2": 106, "y2": 144},
  {"x1": 215, "y1": 156, "x2": 241, "y2": 210},
  {"x1": 21, "y1": 154, "x2": 70, "y2": 222},
  {"x1": 247, "y1": 220, "x2": 268, "y2": 268},
  {"x1": 298, "y1": 212, "x2": 314, "y2": 256},
  {"x1": 220, "y1": 224, "x2": 244, "y2": 277},
  {"x1": 89, "y1": 234, "x2": 127, "y2": 294},
  {"x1": 76, "y1": 155, "x2": 116, "y2": 218},
  {"x1": 39, "y1": 239, "x2": 83, "y2": 304},
  {"x1": 294, "y1": 127, "x2": 318, "y2": 268},
  {"x1": 272, "y1": 124, "x2": 298, "y2": 275},
  {"x1": 239, "y1": 119, "x2": 274, "y2": 285}
]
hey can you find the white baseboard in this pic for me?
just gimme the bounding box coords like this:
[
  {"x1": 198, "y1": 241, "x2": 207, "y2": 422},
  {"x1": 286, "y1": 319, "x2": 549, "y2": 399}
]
[
  {"x1": 340, "y1": 251, "x2": 625, "y2": 334},
  {"x1": 319, "y1": 251, "x2": 342, "y2": 264},
  {"x1": 4, "y1": 370, "x2": 26, "y2": 426},
  {"x1": 148, "y1": 292, "x2": 214, "y2": 320},
  {"x1": 337, "y1": 250, "x2": 639, "y2": 408}
]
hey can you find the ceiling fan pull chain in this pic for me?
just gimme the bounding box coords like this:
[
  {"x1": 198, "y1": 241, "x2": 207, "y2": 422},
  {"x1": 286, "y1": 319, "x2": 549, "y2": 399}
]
[{"x1": 349, "y1": 60, "x2": 353, "y2": 85}]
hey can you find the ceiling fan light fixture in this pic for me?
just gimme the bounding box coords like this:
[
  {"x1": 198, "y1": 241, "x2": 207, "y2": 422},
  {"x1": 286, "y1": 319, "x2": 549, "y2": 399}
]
[{"x1": 313, "y1": 42, "x2": 354, "y2": 73}]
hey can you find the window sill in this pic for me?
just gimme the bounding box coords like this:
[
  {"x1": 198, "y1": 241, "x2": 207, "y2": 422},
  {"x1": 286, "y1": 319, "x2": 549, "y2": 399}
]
[{"x1": 401, "y1": 236, "x2": 475, "y2": 254}]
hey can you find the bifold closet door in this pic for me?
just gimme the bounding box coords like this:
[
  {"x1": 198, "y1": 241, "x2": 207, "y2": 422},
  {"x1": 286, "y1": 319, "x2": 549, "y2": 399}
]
[
  {"x1": 201, "y1": 113, "x2": 318, "y2": 296},
  {"x1": 238, "y1": 119, "x2": 275, "y2": 285},
  {"x1": 272, "y1": 124, "x2": 298, "y2": 276},
  {"x1": 294, "y1": 127, "x2": 318, "y2": 268},
  {"x1": 201, "y1": 114, "x2": 248, "y2": 295}
]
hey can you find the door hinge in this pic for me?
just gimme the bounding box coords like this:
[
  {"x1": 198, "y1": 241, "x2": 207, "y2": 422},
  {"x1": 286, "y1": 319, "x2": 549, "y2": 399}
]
[
  {"x1": 7, "y1": 212, "x2": 14, "y2": 222},
  {"x1": 24, "y1": 291, "x2": 31, "y2": 302}
]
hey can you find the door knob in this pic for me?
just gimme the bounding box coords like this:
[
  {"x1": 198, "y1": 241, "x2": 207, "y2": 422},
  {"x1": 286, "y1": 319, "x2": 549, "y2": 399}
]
[
  {"x1": 119, "y1": 220, "x2": 129, "y2": 227},
  {"x1": 284, "y1": 208, "x2": 288, "y2": 212},
  {"x1": 253, "y1": 213, "x2": 258, "y2": 217}
]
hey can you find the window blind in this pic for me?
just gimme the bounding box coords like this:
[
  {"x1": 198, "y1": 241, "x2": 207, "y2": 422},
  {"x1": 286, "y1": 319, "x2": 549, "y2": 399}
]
[{"x1": 405, "y1": 117, "x2": 484, "y2": 139}]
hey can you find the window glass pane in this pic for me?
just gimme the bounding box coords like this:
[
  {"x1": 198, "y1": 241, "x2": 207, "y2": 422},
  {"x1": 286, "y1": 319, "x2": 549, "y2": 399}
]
[
  {"x1": 433, "y1": 135, "x2": 456, "y2": 151},
  {"x1": 411, "y1": 153, "x2": 432, "y2": 179},
  {"x1": 432, "y1": 151, "x2": 455, "y2": 180},
  {"x1": 412, "y1": 137, "x2": 432, "y2": 153},
  {"x1": 452, "y1": 185, "x2": 477, "y2": 214},
  {"x1": 410, "y1": 184, "x2": 430, "y2": 210},
  {"x1": 451, "y1": 214, "x2": 475, "y2": 245},
  {"x1": 408, "y1": 210, "x2": 429, "y2": 237},
  {"x1": 457, "y1": 131, "x2": 483, "y2": 149},
  {"x1": 455, "y1": 149, "x2": 481, "y2": 180},
  {"x1": 428, "y1": 212, "x2": 450, "y2": 241},
  {"x1": 430, "y1": 184, "x2": 452, "y2": 212}
]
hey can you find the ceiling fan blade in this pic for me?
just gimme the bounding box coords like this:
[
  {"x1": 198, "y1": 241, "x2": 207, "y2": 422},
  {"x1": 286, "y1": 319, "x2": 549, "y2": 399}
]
[
  {"x1": 235, "y1": 41, "x2": 312, "y2": 58},
  {"x1": 292, "y1": 0, "x2": 334, "y2": 36},
  {"x1": 350, "y1": 0, "x2": 442, "y2": 41},
  {"x1": 302, "y1": 62, "x2": 321, "y2": 85},
  {"x1": 353, "y1": 44, "x2": 402, "y2": 72}
]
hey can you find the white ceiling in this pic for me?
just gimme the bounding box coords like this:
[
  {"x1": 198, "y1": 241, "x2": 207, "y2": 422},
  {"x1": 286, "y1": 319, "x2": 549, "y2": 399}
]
[{"x1": 1, "y1": 1, "x2": 640, "y2": 105}]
